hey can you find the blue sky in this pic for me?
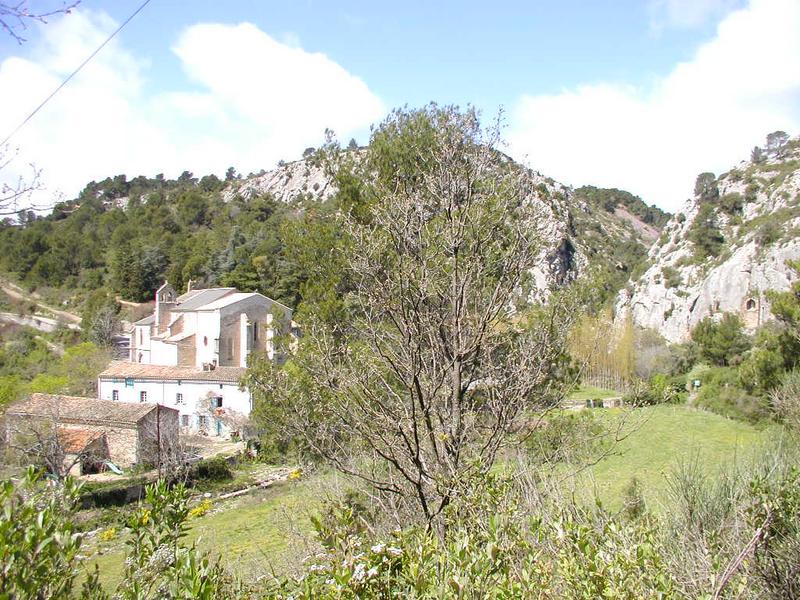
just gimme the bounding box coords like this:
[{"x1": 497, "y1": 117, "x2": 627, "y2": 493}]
[{"x1": 0, "y1": 0, "x2": 798, "y2": 211}]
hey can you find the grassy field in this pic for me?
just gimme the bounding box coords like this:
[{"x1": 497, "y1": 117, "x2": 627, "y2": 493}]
[
  {"x1": 567, "y1": 384, "x2": 622, "y2": 401},
  {"x1": 83, "y1": 473, "x2": 335, "y2": 591},
  {"x1": 568, "y1": 404, "x2": 772, "y2": 511},
  {"x1": 82, "y1": 404, "x2": 773, "y2": 590}
]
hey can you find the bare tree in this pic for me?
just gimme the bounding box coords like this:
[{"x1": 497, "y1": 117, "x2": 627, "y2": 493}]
[
  {"x1": 199, "y1": 391, "x2": 252, "y2": 440},
  {"x1": 0, "y1": 2, "x2": 80, "y2": 218},
  {"x1": 250, "y1": 106, "x2": 579, "y2": 527},
  {"x1": 766, "y1": 130, "x2": 789, "y2": 158},
  {"x1": 0, "y1": 145, "x2": 42, "y2": 217},
  {"x1": 86, "y1": 303, "x2": 120, "y2": 348},
  {"x1": 4, "y1": 410, "x2": 105, "y2": 479},
  {"x1": 136, "y1": 404, "x2": 184, "y2": 479},
  {"x1": 0, "y1": 1, "x2": 79, "y2": 44}
]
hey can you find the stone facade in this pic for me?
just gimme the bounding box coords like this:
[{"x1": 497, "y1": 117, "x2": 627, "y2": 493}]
[
  {"x1": 4, "y1": 394, "x2": 179, "y2": 471},
  {"x1": 98, "y1": 362, "x2": 249, "y2": 438},
  {"x1": 131, "y1": 283, "x2": 293, "y2": 370}
]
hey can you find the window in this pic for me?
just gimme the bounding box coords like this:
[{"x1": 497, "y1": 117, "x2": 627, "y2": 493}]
[
  {"x1": 227, "y1": 337, "x2": 234, "y2": 359},
  {"x1": 746, "y1": 298, "x2": 757, "y2": 310},
  {"x1": 176, "y1": 393, "x2": 183, "y2": 404},
  {"x1": 112, "y1": 390, "x2": 119, "y2": 401},
  {"x1": 125, "y1": 378, "x2": 134, "y2": 387},
  {"x1": 203, "y1": 336, "x2": 208, "y2": 346},
  {"x1": 198, "y1": 415, "x2": 209, "y2": 429},
  {"x1": 180, "y1": 415, "x2": 189, "y2": 427},
  {"x1": 139, "y1": 391, "x2": 147, "y2": 403},
  {"x1": 253, "y1": 322, "x2": 258, "y2": 343},
  {"x1": 213, "y1": 396, "x2": 223, "y2": 408}
]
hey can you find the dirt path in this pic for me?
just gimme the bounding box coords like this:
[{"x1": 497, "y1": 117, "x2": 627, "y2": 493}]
[{"x1": 0, "y1": 277, "x2": 82, "y2": 325}]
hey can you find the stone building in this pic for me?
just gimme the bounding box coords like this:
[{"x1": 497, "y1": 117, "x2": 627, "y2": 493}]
[
  {"x1": 130, "y1": 282, "x2": 294, "y2": 368},
  {"x1": 98, "y1": 361, "x2": 248, "y2": 436},
  {"x1": 110, "y1": 282, "x2": 295, "y2": 437},
  {"x1": 4, "y1": 393, "x2": 179, "y2": 473}
]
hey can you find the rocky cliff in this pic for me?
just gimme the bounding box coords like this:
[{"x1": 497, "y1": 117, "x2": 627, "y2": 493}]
[
  {"x1": 617, "y1": 137, "x2": 800, "y2": 343},
  {"x1": 223, "y1": 152, "x2": 665, "y2": 297}
]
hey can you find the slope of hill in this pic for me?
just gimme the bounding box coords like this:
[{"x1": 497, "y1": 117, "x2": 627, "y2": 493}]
[
  {"x1": 617, "y1": 136, "x2": 800, "y2": 342},
  {"x1": 223, "y1": 156, "x2": 668, "y2": 299},
  {"x1": 0, "y1": 149, "x2": 664, "y2": 312}
]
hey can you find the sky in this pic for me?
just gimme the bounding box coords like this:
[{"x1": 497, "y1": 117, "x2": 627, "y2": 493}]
[{"x1": 0, "y1": 0, "x2": 798, "y2": 212}]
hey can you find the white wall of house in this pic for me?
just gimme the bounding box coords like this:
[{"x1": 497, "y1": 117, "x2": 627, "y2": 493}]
[
  {"x1": 98, "y1": 377, "x2": 250, "y2": 436},
  {"x1": 195, "y1": 311, "x2": 221, "y2": 367},
  {"x1": 150, "y1": 340, "x2": 178, "y2": 366},
  {"x1": 131, "y1": 324, "x2": 151, "y2": 363},
  {"x1": 181, "y1": 312, "x2": 198, "y2": 335}
]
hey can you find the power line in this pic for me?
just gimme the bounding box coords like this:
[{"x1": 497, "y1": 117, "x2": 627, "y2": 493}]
[{"x1": 1, "y1": 0, "x2": 154, "y2": 148}]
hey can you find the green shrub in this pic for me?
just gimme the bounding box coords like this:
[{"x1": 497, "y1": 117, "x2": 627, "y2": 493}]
[
  {"x1": 661, "y1": 265, "x2": 682, "y2": 289},
  {"x1": 719, "y1": 192, "x2": 743, "y2": 215},
  {"x1": 0, "y1": 468, "x2": 102, "y2": 599},
  {"x1": 756, "y1": 220, "x2": 781, "y2": 247},
  {"x1": 191, "y1": 456, "x2": 233, "y2": 482},
  {"x1": 525, "y1": 411, "x2": 609, "y2": 465},
  {"x1": 747, "y1": 468, "x2": 800, "y2": 598},
  {"x1": 745, "y1": 183, "x2": 759, "y2": 203},
  {"x1": 269, "y1": 474, "x2": 680, "y2": 599},
  {"x1": 739, "y1": 344, "x2": 785, "y2": 393},
  {"x1": 687, "y1": 204, "x2": 724, "y2": 261},
  {"x1": 692, "y1": 313, "x2": 751, "y2": 367},
  {"x1": 694, "y1": 366, "x2": 766, "y2": 422}
]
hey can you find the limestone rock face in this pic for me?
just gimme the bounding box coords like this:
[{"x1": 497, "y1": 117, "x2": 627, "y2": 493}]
[
  {"x1": 223, "y1": 159, "x2": 336, "y2": 204},
  {"x1": 617, "y1": 138, "x2": 800, "y2": 342},
  {"x1": 221, "y1": 152, "x2": 662, "y2": 295}
]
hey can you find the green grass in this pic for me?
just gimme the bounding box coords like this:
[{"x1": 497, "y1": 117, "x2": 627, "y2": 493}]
[
  {"x1": 567, "y1": 385, "x2": 621, "y2": 401},
  {"x1": 82, "y1": 405, "x2": 773, "y2": 590},
  {"x1": 569, "y1": 404, "x2": 771, "y2": 511},
  {"x1": 83, "y1": 474, "x2": 329, "y2": 591}
]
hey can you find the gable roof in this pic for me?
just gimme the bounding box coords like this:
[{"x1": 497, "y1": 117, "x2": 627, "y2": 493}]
[
  {"x1": 99, "y1": 361, "x2": 246, "y2": 383},
  {"x1": 58, "y1": 428, "x2": 107, "y2": 454},
  {"x1": 134, "y1": 314, "x2": 155, "y2": 326},
  {"x1": 7, "y1": 394, "x2": 169, "y2": 427},
  {"x1": 172, "y1": 288, "x2": 236, "y2": 312},
  {"x1": 196, "y1": 292, "x2": 260, "y2": 310}
]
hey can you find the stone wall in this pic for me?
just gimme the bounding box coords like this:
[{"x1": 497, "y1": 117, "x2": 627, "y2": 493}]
[
  {"x1": 177, "y1": 336, "x2": 196, "y2": 367},
  {"x1": 4, "y1": 416, "x2": 140, "y2": 468},
  {"x1": 136, "y1": 407, "x2": 179, "y2": 465}
]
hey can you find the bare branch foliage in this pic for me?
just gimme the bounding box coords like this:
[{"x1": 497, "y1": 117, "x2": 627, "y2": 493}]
[
  {"x1": 249, "y1": 106, "x2": 581, "y2": 526},
  {"x1": 0, "y1": 1, "x2": 79, "y2": 43}
]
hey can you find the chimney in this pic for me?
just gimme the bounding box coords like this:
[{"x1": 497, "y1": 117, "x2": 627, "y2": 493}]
[{"x1": 187, "y1": 279, "x2": 194, "y2": 293}]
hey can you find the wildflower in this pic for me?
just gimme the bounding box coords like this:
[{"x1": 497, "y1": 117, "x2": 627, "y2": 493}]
[
  {"x1": 371, "y1": 543, "x2": 386, "y2": 554},
  {"x1": 353, "y1": 562, "x2": 366, "y2": 582},
  {"x1": 367, "y1": 566, "x2": 379, "y2": 578},
  {"x1": 386, "y1": 546, "x2": 402, "y2": 557}
]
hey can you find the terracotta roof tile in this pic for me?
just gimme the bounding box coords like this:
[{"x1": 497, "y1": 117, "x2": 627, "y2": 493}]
[
  {"x1": 99, "y1": 361, "x2": 246, "y2": 383},
  {"x1": 7, "y1": 394, "x2": 169, "y2": 426},
  {"x1": 57, "y1": 428, "x2": 106, "y2": 454}
]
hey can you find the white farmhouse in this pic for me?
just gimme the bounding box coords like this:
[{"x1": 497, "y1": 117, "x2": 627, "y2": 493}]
[{"x1": 98, "y1": 282, "x2": 293, "y2": 437}]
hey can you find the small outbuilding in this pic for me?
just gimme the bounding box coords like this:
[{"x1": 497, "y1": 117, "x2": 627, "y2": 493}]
[{"x1": 4, "y1": 393, "x2": 179, "y2": 473}]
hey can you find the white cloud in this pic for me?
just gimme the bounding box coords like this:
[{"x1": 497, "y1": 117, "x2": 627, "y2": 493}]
[
  {"x1": 508, "y1": 0, "x2": 800, "y2": 211},
  {"x1": 0, "y1": 12, "x2": 384, "y2": 207},
  {"x1": 649, "y1": 0, "x2": 741, "y2": 30}
]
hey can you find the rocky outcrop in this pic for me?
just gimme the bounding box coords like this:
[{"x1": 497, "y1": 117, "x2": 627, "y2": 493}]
[
  {"x1": 223, "y1": 158, "x2": 336, "y2": 204},
  {"x1": 617, "y1": 137, "x2": 800, "y2": 343},
  {"x1": 221, "y1": 152, "x2": 664, "y2": 295}
]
